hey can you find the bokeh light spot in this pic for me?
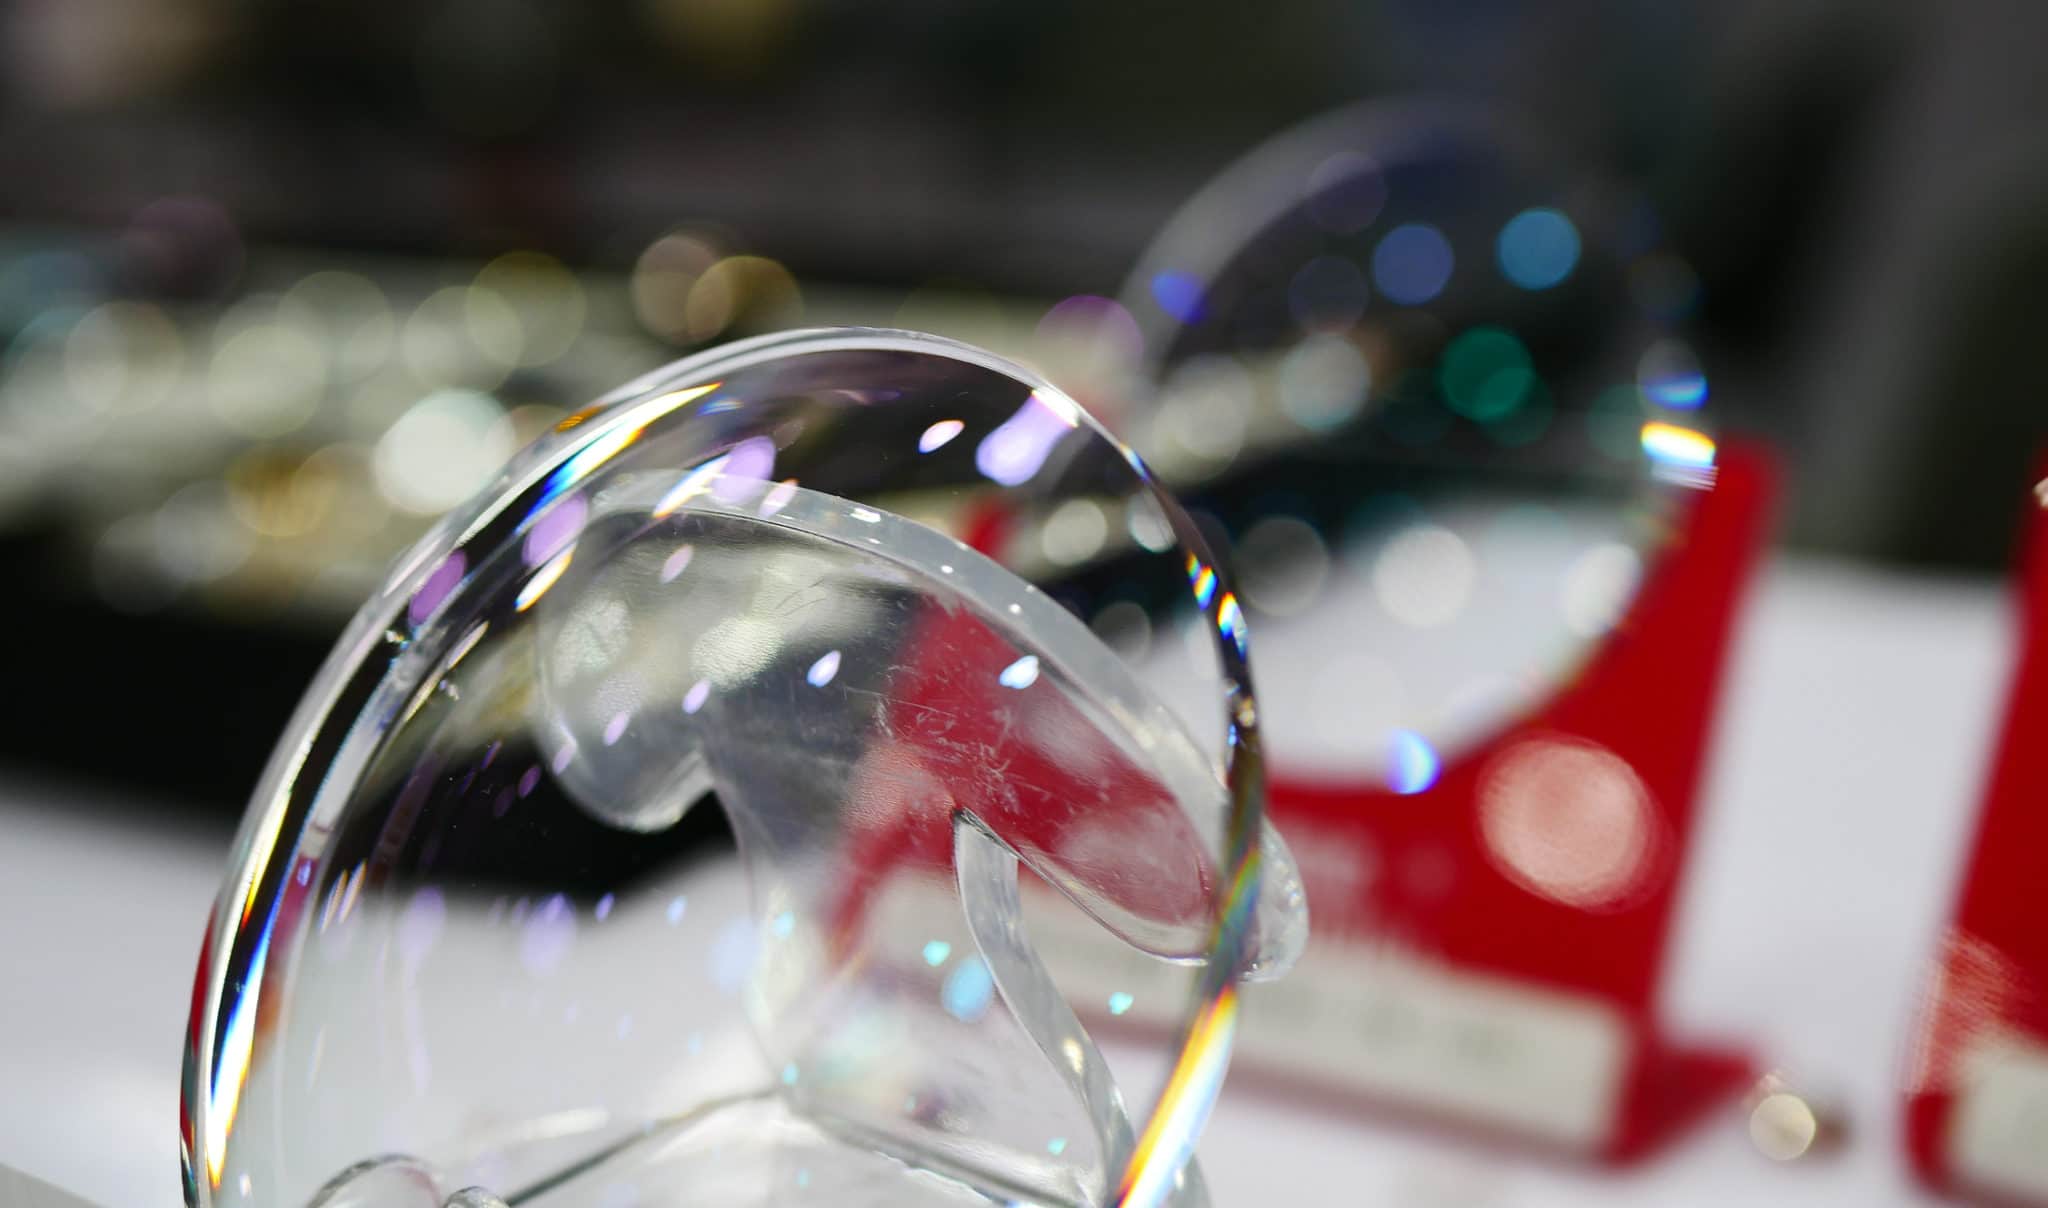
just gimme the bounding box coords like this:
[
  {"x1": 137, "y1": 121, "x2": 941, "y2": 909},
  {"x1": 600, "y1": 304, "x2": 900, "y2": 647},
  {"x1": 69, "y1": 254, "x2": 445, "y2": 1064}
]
[
  {"x1": 1479, "y1": 738, "x2": 1656, "y2": 909},
  {"x1": 373, "y1": 389, "x2": 516, "y2": 515},
  {"x1": 1149, "y1": 270, "x2": 1206, "y2": 324},
  {"x1": 1371, "y1": 223, "x2": 1454, "y2": 305},
  {"x1": 1439, "y1": 326, "x2": 1535, "y2": 423},
  {"x1": 1277, "y1": 333, "x2": 1371, "y2": 432},
  {"x1": 1372, "y1": 524, "x2": 1475, "y2": 628},
  {"x1": 1496, "y1": 208, "x2": 1581, "y2": 290}
]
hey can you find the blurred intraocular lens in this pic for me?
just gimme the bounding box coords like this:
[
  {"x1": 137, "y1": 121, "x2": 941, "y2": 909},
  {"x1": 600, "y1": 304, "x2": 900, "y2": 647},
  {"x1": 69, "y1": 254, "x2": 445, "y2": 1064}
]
[
  {"x1": 1123, "y1": 102, "x2": 1716, "y2": 780},
  {"x1": 182, "y1": 329, "x2": 1302, "y2": 1208}
]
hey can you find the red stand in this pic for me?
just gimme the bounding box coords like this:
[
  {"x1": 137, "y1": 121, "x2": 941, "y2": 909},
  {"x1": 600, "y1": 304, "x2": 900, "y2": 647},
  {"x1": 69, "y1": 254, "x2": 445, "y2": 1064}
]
[
  {"x1": 829, "y1": 444, "x2": 1775, "y2": 1167},
  {"x1": 1252, "y1": 444, "x2": 1774, "y2": 1163},
  {"x1": 1906, "y1": 472, "x2": 2048, "y2": 1203}
]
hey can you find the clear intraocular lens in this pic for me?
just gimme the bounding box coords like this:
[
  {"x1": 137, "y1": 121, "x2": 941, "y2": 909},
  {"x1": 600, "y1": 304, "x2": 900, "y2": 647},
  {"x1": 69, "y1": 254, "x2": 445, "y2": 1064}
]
[
  {"x1": 181, "y1": 329, "x2": 1304, "y2": 1208},
  {"x1": 1123, "y1": 101, "x2": 1717, "y2": 783}
]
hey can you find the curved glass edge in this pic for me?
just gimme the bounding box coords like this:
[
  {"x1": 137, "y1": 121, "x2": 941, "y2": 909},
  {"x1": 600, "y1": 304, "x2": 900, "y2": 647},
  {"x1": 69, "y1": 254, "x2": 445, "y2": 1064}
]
[
  {"x1": 181, "y1": 327, "x2": 1276, "y2": 1208},
  {"x1": 1120, "y1": 96, "x2": 1510, "y2": 363},
  {"x1": 1117, "y1": 96, "x2": 1719, "y2": 479}
]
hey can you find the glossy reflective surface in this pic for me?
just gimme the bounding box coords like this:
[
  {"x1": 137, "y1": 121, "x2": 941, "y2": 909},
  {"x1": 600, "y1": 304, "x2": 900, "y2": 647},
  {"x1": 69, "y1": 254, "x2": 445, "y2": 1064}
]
[
  {"x1": 1123, "y1": 102, "x2": 1716, "y2": 782},
  {"x1": 183, "y1": 330, "x2": 1303, "y2": 1207}
]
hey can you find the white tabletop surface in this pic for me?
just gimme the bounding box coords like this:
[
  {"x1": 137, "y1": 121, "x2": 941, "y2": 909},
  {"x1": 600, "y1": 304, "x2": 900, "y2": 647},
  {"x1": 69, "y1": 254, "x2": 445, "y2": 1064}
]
[{"x1": 0, "y1": 553, "x2": 2015, "y2": 1206}]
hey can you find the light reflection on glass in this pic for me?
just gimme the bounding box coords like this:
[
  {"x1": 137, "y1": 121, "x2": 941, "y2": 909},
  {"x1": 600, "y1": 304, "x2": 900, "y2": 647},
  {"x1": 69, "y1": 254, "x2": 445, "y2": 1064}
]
[
  {"x1": 759, "y1": 478, "x2": 797, "y2": 517},
  {"x1": 522, "y1": 495, "x2": 586, "y2": 567},
  {"x1": 711, "y1": 435, "x2": 776, "y2": 503},
  {"x1": 1216, "y1": 592, "x2": 1247, "y2": 658},
  {"x1": 940, "y1": 956, "x2": 996, "y2": 1023},
  {"x1": 975, "y1": 390, "x2": 1076, "y2": 486},
  {"x1": 602, "y1": 711, "x2": 631, "y2": 746},
  {"x1": 918, "y1": 418, "x2": 965, "y2": 453},
  {"x1": 998, "y1": 655, "x2": 1041, "y2": 690},
  {"x1": 681, "y1": 679, "x2": 711, "y2": 714},
  {"x1": 1638, "y1": 338, "x2": 1709, "y2": 409},
  {"x1": 1640, "y1": 420, "x2": 1717, "y2": 470},
  {"x1": 1385, "y1": 730, "x2": 1441, "y2": 795},
  {"x1": 1115, "y1": 987, "x2": 1239, "y2": 1208},
  {"x1": 514, "y1": 546, "x2": 574, "y2": 612},
  {"x1": 652, "y1": 452, "x2": 733, "y2": 519},
  {"x1": 545, "y1": 382, "x2": 721, "y2": 511},
  {"x1": 1186, "y1": 556, "x2": 1218, "y2": 609}
]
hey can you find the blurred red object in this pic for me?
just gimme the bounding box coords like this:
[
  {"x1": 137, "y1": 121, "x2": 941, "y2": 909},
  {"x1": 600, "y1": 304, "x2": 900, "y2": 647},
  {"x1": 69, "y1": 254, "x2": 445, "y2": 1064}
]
[
  {"x1": 827, "y1": 446, "x2": 1777, "y2": 1168},
  {"x1": 1906, "y1": 460, "x2": 2048, "y2": 1203},
  {"x1": 1249, "y1": 444, "x2": 1775, "y2": 1163}
]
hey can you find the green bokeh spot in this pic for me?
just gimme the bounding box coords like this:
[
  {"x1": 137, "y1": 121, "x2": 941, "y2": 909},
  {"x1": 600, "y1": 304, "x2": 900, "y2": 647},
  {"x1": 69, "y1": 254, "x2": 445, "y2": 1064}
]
[{"x1": 1440, "y1": 326, "x2": 1535, "y2": 423}]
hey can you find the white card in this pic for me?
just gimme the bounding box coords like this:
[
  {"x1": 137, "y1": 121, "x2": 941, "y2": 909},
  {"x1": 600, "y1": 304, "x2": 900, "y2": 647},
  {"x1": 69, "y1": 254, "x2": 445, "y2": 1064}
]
[{"x1": 1951, "y1": 1032, "x2": 2048, "y2": 1198}]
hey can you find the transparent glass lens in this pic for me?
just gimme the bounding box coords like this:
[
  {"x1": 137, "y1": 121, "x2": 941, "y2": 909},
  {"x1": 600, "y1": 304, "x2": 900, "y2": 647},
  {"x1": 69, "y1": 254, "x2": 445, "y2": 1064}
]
[
  {"x1": 1123, "y1": 101, "x2": 1716, "y2": 780},
  {"x1": 182, "y1": 330, "x2": 1304, "y2": 1208}
]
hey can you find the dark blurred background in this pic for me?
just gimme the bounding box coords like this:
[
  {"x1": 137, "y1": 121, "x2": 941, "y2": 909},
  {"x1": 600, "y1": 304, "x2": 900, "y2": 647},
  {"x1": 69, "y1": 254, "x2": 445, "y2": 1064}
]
[{"x1": 2, "y1": 0, "x2": 2045, "y2": 811}]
